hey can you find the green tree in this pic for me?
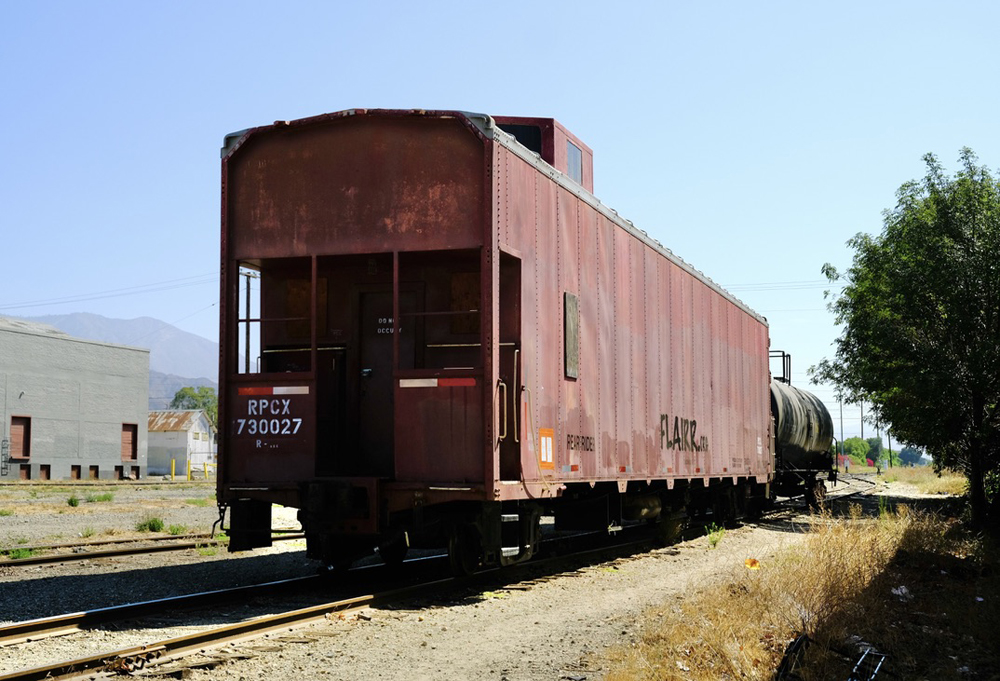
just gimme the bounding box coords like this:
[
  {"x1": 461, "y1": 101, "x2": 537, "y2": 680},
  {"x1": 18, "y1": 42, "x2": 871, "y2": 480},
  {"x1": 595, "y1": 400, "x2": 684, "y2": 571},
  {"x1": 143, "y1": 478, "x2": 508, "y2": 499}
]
[
  {"x1": 899, "y1": 445, "x2": 924, "y2": 467},
  {"x1": 866, "y1": 437, "x2": 884, "y2": 460},
  {"x1": 812, "y1": 149, "x2": 1000, "y2": 528},
  {"x1": 883, "y1": 449, "x2": 901, "y2": 467},
  {"x1": 170, "y1": 386, "x2": 218, "y2": 429},
  {"x1": 842, "y1": 437, "x2": 870, "y2": 465}
]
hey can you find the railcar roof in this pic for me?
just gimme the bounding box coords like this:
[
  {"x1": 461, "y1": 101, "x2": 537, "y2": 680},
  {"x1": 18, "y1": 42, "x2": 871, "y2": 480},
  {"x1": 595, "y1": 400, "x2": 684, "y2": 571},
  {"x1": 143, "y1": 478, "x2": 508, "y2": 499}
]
[{"x1": 222, "y1": 109, "x2": 767, "y2": 327}]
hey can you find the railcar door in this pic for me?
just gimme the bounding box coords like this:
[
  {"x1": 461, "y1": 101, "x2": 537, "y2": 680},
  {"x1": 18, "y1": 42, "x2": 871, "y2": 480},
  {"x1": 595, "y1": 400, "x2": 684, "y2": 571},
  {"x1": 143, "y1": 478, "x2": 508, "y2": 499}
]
[
  {"x1": 358, "y1": 290, "x2": 417, "y2": 477},
  {"x1": 499, "y1": 253, "x2": 522, "y2": 480}
]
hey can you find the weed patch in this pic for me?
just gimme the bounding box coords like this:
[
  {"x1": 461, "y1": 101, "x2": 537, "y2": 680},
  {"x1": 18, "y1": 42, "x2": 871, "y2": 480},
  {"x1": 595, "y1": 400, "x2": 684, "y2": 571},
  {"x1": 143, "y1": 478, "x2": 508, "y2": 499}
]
[
  {"x1": 66, "y1": 495, "x2": 80, "y2": 508},
  {"x1": 606, "y1": 506, "x2": 996, "y2": 680},
  {"x1": 86, "y1": 492, "x2": 114, "y2": 503},
  {"x1": 135, "y1": 515, "x2": 165, "y2": 532},
  {"x1": 3, "y1": 548, "x2": 35, "y2": 560},
  {"x1": 885, "y1": 466, "x2": 966, "y2": 495},
  {"x1": 705, "y1": 522, "x2": 725, "y2": 548},
  {"x1": 168, "y1": 524, "x2": 187, "y2": 536},
  {"x1": 0, "y1": 509, "x2": 13, "y2": 517}
]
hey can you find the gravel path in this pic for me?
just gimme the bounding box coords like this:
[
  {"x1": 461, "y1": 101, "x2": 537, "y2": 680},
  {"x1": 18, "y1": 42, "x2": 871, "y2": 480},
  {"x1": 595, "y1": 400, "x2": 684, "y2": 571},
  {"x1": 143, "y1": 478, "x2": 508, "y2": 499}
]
[{"x1": 0, "y1": 478, "x2": 913, "y2": 681}]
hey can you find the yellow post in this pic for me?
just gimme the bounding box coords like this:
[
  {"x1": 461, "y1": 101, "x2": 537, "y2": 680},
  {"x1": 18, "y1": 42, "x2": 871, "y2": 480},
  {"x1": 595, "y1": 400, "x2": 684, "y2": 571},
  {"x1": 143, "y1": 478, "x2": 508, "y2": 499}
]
[
  {"x1": 171, "y1": 458, "x2": 175, "y2": 481},
  {"x1": 204, "y1": 462, "x2": 208, "y2": 479},
  {"x1": 187, "y1": 458, "x2": 192, "y2": 481}
]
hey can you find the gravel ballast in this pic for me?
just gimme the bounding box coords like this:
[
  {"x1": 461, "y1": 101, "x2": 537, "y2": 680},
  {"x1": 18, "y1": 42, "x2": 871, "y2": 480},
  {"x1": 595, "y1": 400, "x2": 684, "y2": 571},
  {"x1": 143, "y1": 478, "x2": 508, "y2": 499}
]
[{"x1": 0, "y1": 478, "x2": 916, "y2": 680}]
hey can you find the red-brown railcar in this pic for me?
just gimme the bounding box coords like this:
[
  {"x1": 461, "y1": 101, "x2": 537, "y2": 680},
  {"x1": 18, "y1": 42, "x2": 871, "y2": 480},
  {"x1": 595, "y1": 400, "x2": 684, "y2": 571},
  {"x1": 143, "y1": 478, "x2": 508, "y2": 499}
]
[{"x1": 218, "y1": 109, "x2": 773, "y2": 570}]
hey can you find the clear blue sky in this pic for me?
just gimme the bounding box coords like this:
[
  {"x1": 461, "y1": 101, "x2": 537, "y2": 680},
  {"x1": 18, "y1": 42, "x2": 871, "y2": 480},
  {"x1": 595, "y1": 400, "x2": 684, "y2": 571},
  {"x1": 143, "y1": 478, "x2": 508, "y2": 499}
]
[{"x1": 3, "y1": 1, "x2": 998, "y2": 444}]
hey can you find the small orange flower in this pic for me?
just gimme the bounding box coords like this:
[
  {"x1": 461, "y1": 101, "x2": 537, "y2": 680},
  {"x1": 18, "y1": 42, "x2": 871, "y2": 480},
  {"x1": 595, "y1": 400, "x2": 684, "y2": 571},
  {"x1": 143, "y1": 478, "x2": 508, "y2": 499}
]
[{"x1": 744, "y1": 558, "x2": 761, "y2": 570}]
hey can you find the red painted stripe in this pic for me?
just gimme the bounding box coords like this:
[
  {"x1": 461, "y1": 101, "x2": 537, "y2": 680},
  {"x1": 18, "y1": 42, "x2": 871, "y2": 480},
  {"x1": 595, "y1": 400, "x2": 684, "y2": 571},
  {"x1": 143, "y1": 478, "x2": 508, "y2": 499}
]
[
  {"x1": 237, "y1": 386, "x2": 272, "y2": 395},
  {"x1": 438, "y1": 377, "x2": 476, "y2": 387}
]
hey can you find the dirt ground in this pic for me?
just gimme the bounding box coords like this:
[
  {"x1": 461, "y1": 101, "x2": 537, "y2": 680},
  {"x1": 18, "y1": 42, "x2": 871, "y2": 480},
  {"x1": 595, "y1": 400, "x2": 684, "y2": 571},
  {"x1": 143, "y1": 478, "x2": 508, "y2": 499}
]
[{"x1": 0, "y1": 478, "x2": 948, "y2": 681}]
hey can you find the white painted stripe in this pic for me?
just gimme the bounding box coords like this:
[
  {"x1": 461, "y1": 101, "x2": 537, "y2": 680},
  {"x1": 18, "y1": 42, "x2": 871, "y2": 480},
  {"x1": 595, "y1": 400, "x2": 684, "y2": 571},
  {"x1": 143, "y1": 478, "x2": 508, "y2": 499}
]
[
  {"x1": 399, "y1": 378, "x2": 438, "y2": 388},
  {"x1": 273, "y1": 386, "x2": 309, "y2": 395}
]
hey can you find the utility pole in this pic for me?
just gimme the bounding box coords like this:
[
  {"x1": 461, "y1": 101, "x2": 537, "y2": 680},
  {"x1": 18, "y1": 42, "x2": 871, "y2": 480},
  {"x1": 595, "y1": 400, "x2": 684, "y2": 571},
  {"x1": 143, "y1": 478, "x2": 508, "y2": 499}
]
[
  {"x1": 839, "y1": 399, "x2": 845, "y2": 471},
  {"x1": 875, "y1": 421, "x2": 881, "y2": 472}
]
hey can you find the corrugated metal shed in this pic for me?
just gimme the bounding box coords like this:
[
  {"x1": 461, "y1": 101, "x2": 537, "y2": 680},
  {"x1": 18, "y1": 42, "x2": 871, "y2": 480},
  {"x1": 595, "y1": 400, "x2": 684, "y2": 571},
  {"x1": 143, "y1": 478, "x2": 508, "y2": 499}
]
[{"x1": 148, "y1": 410, "x2": 215, "y2": 434}]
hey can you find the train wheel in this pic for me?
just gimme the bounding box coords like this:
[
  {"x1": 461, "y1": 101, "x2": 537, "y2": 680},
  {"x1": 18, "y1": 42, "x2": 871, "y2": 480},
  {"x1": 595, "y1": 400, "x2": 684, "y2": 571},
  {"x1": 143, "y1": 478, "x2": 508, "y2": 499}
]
[
  {"x1": 654, "y1": 512, "x2": 685, "y2": 546},
  {"x1": 713, "y1": 487, "x2": 739, "y2": 528},
  {"x1": 378, "y1": 537, "x2": 408, "y2": 567},
  {"x1": 804, "y1": 478, "x2": 827, "y2": 509},
  {"x1": 447, "y1": 523, "x2": 482, "y2": 577},
  {"x1": 812, "y1": 479, "x2": 828, "y2": 508}
]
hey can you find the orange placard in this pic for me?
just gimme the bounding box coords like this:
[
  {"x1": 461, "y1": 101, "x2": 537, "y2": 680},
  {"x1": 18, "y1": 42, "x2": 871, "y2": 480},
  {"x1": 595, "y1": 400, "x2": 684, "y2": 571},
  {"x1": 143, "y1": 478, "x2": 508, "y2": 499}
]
[{"x1": 539, "y1": 428, "x2": 555, "y2": 470}]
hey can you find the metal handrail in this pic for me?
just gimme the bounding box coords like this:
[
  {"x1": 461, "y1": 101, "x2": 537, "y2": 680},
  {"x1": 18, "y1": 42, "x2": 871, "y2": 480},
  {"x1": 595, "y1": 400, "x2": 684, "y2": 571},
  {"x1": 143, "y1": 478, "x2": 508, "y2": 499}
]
[{"x1": 497, "y1": 380, "x2": 508, "y2": 441}]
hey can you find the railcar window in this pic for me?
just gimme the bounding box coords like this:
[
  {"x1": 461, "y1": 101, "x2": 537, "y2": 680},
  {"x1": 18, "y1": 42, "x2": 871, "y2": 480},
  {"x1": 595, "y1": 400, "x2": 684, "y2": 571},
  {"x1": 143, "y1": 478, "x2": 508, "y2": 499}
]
[
  {"x1": 564, "y1": 292, "x2": 579, "y2": 379},
  {"x1": 398, "y1": 251, "x2": 482, "y2": 371},
  {"x1": 567, "y1": 141, "x2": 583, "y2": 184},
  {"x1": 235, "y1": 259, "x2": 314, "y2": 374},
  {"x1": 236, "y1": 265, "x2": 262, "y2": 374},
  {"x1": 498, "y1": 124, "x2": 543, "y2": 156}
]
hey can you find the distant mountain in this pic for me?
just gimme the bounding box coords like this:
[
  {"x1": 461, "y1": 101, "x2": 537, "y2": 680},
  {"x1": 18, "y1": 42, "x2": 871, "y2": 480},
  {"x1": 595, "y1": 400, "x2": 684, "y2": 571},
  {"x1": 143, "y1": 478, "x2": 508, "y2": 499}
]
[
  {"x1": 25, "y1": 313, "x2": 218, "y2": 379},
  {"x1": 18, "y1": 313, "x2": 219, "y2": 410}
]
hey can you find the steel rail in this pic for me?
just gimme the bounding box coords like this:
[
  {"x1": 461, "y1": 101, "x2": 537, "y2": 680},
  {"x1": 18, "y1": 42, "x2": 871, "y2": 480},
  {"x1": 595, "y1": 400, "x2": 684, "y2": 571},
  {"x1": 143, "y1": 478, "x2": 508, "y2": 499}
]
[
  {"x1": 2, "y1": 527, "x2": 303, "y2": 554},
  {"x1": 0, "y1": 574, "x2": 321, "y2": 647},
  {"x1": 1, "y1": 489, "x2": 880, "y2": 680},
  {"x1": 0, "y1": 534, "x2": 305, "y2": 568},
  {"x1": 0, "y1": 535, "x2": 659, "y2": 681},
  {"x1": 0, "y1": 578, "x2": 453, "y2": 681}
]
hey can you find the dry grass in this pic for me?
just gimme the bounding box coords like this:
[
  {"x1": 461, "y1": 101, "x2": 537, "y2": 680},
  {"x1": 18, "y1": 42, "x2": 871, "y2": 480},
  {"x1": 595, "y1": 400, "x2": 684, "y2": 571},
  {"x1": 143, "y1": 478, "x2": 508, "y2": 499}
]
[
  {"x1": 884, "y1": 465, "x2": 967, "y2": 496},
  {"x1": 606, "y1": 506, "x2": 996, "y2": 680}
]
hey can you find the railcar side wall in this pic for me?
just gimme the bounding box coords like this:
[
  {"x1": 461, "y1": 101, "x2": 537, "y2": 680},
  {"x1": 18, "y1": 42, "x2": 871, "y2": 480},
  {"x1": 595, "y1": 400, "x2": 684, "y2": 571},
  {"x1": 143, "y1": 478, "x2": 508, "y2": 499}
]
[{"x1": 493, "y1": 141, "x2": 771, "y2": 488}]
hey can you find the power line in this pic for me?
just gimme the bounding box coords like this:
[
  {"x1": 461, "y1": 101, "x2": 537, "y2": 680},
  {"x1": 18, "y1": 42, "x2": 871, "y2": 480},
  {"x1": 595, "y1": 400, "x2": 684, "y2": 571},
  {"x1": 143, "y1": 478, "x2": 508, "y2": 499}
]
[{"x1": 0, "y1": 273, "x2": 218, "y2": 311}]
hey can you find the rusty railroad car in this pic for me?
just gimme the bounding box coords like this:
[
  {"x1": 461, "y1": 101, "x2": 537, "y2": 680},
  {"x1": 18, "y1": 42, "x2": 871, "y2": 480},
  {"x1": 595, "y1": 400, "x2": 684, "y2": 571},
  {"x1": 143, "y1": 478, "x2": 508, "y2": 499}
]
[{"x1": 217, "y1": 109, "x2": 775, "y2": 571}]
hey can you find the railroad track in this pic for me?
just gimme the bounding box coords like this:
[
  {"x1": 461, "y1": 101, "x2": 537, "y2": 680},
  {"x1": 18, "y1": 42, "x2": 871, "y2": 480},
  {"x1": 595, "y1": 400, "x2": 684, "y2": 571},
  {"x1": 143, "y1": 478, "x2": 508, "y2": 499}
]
[
  {"x1": 0, "y1": 479, "x2": 886, "y2": 680},
  {"x1": 0, "y1": 574, "x2": 320, "y2": 647},
  {"x1": 0, "y1": 534, "x2": 654, "y2": 681},
  {"x1": 0, "y1": 532, "x2": 305, "y2": 568}
]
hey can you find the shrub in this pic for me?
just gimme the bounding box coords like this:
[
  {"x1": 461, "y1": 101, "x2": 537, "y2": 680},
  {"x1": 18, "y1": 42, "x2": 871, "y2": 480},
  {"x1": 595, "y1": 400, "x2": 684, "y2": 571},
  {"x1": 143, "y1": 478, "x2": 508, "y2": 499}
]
[
  {"x1": 606, "y1": 506, "x2": 967, "y2": 681},
  {"x1": 67, "y1": 495, "x2": 80, "y2": 507},
  {"x1": 81, "y1": 526, "x2": 95, "y2": 538},
  {"x1": 135, "y1": 515, "x2": 165, "y2": 532},
  {"x1": 168, "y1": 524, "x2": 187, "y2": 536},
  {"x1": 705, "y1": 522, "x2": 725, "y2": 548}
]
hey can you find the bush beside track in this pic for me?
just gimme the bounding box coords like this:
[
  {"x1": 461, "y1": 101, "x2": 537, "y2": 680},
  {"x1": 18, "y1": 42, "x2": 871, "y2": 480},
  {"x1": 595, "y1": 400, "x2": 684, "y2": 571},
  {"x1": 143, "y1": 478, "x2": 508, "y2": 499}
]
[{"x1": 605, "y1": 483, "x2": 997, "y2": 680}]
